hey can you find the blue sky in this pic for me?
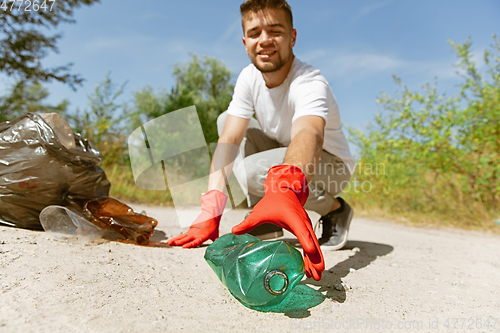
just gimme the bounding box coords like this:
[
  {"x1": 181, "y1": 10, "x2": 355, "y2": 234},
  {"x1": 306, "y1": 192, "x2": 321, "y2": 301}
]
[{"x1": 1, "y1": 0, "x2": 499, "y2": 138}]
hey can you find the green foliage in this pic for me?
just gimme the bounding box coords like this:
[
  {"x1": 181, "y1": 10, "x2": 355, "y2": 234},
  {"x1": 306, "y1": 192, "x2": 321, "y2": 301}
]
[
  {"x1": 128, "y1": 54, "x2": 234, "y2": 186},
  {"x1": 0, "y1": 53, "x2": 235, "y2": 209},
  {"x1": 0, "y1": 80, "x2": 68, "y2": 122},
  {"x1": 0, "y1": 0, "x2": 101, "y2": 89},
  {"x1": 348, "y1": 36, "x2": 500, "y2": 228},
  {"x1": 71, "y1": 55, "x2": 234, "y2": 203},
  {"x1": 103, "y1": 164, "x2": 173, "y2": 206},
  {"x1": 65, "y1": 72, "x2": 129, "y2": 167},
  {"x1": 136, "y1": 54, "x2": 234, "y2": 144}
]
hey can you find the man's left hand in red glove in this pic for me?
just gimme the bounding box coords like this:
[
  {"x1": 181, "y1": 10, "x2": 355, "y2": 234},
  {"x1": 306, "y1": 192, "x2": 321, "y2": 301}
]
[
  {"x1": 233, "y1": 115, "x2": 327, "y2": 281},
  {"x1": 232, "y1": 164, "x2": 325, "y2": 281}
]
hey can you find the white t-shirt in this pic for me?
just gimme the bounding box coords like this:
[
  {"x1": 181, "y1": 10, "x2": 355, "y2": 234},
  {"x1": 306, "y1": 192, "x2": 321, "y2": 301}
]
[{"x1": 227, "y1": 57, "x2": 355, "y2": 174}]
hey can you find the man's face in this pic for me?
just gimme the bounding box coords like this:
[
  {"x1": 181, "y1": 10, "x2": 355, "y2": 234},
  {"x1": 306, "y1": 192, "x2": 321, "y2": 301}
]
[{"x1": 242, "y1": 8, "x2": 296, "y2": 73}]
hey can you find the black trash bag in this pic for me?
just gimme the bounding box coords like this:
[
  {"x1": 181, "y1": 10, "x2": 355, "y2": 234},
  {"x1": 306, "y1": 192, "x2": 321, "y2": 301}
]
[{"x1": 0, "y1": 112, "x2": 110, "y2": 230}]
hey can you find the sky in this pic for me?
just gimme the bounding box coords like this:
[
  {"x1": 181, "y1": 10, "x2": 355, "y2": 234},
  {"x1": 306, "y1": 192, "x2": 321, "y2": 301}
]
[{"x1": 1, "y1": 0, "x2": 499, "y2": 142}]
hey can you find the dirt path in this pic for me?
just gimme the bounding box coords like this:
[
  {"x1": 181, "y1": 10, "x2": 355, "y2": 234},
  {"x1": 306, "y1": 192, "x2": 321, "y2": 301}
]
[{"x1": 1, "y1": 206, "x2": 499, "y2": 332}]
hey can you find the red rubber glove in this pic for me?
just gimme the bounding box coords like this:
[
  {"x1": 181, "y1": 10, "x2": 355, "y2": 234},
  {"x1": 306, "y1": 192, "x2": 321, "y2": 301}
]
[
  {"x1": 231, "y1": 165, "x2": 325, "y2": 281},
  {"x1": 167, "y1": 189, "x2": 228, "y2": 248}
]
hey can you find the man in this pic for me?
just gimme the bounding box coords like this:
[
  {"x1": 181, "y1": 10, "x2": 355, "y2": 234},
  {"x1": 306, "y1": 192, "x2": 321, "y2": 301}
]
[{"x1": 168, "y1": 0, "x2": 355, "y2": 281}]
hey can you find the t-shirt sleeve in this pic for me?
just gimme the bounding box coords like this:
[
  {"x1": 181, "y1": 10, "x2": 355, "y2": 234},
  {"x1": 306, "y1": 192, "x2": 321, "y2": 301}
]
[
  {"x1": 226, "y1": 68, "x2": 255, "y2": 119},
  {"x1": 291, "y1": 79, "x2": 333, "y2": 124}
]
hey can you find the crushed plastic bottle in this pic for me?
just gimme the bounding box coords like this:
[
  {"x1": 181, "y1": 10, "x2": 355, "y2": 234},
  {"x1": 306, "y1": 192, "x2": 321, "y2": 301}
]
[
  {"x1": 83, "y1": 197, "x2": 158, "y2": 245},
  {"x1": 39, "y1": 198, "x2": 159, "y2": 245},
  {"x1": 204, "y1": 233, "x2": 305, "y2": 309}
]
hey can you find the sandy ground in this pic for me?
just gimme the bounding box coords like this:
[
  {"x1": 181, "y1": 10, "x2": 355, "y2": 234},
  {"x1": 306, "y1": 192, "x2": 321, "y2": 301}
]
[{"x1": 1, "y1": 205, "x2": 500, "y2": 333}]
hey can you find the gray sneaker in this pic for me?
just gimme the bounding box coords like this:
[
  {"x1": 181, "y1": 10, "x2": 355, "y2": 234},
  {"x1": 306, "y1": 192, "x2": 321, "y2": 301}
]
[{"x1": 318, "y1": 197, "x2": 353, "y2": 250}]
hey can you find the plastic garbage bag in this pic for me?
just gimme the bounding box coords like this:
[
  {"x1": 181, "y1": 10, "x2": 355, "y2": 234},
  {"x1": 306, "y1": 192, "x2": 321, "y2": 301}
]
[
  {"x1": 0, "y1": 112, "x2": 110, "y2": 230},
  {"x1": 204, "y1": 233, "x2": 305, "y2": 309}
]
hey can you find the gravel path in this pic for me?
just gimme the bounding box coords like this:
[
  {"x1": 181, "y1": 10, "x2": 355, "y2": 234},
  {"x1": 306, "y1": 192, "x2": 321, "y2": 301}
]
[{"x1": 1, "y1": 205, "x2": 499, "y2": 332}]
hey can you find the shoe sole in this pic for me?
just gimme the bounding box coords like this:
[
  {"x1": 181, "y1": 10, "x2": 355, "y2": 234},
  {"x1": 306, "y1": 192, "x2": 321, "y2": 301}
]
[{"x1": 320, "y1": 208, "x2": 354, "y2": 251}]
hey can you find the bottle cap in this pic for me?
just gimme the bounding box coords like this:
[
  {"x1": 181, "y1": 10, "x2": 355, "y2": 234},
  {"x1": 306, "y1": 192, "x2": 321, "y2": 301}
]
[{"x1": 264, "y1": 270, "x2": 289, "y2": 295}]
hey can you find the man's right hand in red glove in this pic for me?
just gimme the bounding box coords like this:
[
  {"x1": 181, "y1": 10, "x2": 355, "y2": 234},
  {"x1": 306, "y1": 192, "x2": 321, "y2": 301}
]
[{"x1": 167, "y1": 189, "x2": 227, "y2": 248}]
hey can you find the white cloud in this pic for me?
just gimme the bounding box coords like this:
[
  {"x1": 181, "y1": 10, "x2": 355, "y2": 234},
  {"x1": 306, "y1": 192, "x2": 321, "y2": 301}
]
[
  {"x1": 299, "y1": 48, "x2": 459, "y2": 84},
  {"x1": 216, "y1": 18, "x2": 243, "y2": 48},
  {"x1": 299, "y1": 49, "x2": 327, "y2": 64},
  {"x1": 350, "y1": 1, "x2": 393, "y2": 23},
  {"x1": 334, "y1": 51, "x2": 408, "y2": 75}
]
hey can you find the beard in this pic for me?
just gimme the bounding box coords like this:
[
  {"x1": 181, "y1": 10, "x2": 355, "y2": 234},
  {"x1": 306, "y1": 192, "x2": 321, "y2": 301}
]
[{"x1": 251, "y1": 52, "x2": 290, "y2": 73}]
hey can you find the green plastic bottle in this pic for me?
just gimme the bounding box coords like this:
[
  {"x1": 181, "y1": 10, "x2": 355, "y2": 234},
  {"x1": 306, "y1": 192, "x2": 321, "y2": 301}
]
[{"x1": 204, "y1": 233, "x2": 305, "y2": 309}]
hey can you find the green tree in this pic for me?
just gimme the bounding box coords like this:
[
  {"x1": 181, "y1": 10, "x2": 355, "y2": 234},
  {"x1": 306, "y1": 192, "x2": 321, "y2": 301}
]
[
  {"x1": 349, "y1": 36, "x2": 500, "y2": 226},
  {"x1": 0, "y1": 0, "x2": 100, "y2": 89},
  {"x1": 69, "y1": 55, "x2": 233, "y2": 204},
  {"x1": 0, "y1": 80, "x2": 68, "y2": 122},
  {"x1": 129, "y1": 54, "x2": 234, "y2": 184},
  {"x1": 137, "y1": 54, "x2": 234, "y2": 144},
  {"x1": 66, "y1": 72, "x2": 129, "y2": 166},
  {"x1": 450, "y1": 37, "x2": 500, "y2": 211}
]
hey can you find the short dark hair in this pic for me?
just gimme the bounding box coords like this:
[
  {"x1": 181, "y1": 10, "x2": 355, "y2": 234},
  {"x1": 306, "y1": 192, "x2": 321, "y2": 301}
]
[{"x1": 240, "y1": 0, "x2": 293, "y2": 29}]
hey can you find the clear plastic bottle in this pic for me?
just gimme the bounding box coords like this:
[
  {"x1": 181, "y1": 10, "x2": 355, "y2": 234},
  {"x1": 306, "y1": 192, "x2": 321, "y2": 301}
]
[
  {"x1": 204, "y1": 233, "x2": 305, "y2": 309},
  {"x1": 39, "y1": 205, "x2": 106, "y2": 242}
]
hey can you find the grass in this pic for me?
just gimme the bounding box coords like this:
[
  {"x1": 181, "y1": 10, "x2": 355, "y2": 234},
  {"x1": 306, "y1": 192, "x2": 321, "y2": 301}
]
[
  {"x1": 101, "y1": 163, "x2": 500, "y2": 233},
  {"x1": 102, "y1": 164, "x2": 173, "y2": 206},
  {"x1": 345, "y1": 193, "x2": 500, "y2": 234}
]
